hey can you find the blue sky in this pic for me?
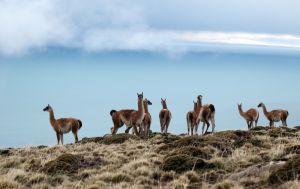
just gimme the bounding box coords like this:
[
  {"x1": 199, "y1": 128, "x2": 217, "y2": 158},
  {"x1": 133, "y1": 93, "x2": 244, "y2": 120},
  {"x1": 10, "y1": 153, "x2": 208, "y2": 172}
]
[{"x1": 0, "y1": 1, "x2": 300, "y2": 147}]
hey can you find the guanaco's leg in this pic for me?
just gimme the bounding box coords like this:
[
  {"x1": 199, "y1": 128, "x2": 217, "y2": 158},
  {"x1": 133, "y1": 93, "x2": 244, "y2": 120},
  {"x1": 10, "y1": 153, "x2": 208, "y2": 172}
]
[
  {"x1": 56, "y1": 132, "x2": 60, "y2": 145},
  {"x1": 60, "y1": 133, "x2": 64, "y2": 145}
]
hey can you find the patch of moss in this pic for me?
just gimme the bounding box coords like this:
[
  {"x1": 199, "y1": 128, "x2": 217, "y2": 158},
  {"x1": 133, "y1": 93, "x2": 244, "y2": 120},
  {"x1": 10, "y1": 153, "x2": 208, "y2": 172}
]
[
  {"x1": 161, "y1": 154, "x2": 215, "y2": 173},
  {"x1": 42, "y1": 153, "x2": 81, "y2": 175},
  {"x1": 80, "y1": 137, "x2": 104, "y2": 144},
  {"x1": 250, "y1": 126, "x2": 268, "y2": 131},
  {"x1": 173, "y1": 136, "x2": 203, "y2": 147},
  {"x1": 101, "y1": 134, "x2": 139, "y2": 145},
  {"x1": 268, "y1": 155, "x2": 300, "y2": 184}
]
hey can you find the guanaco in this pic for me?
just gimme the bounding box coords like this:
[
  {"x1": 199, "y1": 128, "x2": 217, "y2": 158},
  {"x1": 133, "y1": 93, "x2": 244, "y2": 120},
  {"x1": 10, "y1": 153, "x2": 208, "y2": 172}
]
[
  {"x1": 159, "y1": 98, "x2": 172, "y2": 134},
  {"x1": 258, "y1": 102, "x2": 289, "y2": 127},
  {"x1": 186, "y1": 101, "x2": 198, "y2": 135},
  {"x1": 43, "y1": 104, "x2": 82, "y2": 145},
  {"x1": 110, "y1": 93, "x2": 145, "y2": 135},
  {"x1": 196, "y1": 96, "x2": 216, "y2": 135},
  {"x1": 238, "y1": 103, "x2": 259, "y2": 129},
  {"x1": 142, "y1": 98, "x2": 152, "y2": 137}
]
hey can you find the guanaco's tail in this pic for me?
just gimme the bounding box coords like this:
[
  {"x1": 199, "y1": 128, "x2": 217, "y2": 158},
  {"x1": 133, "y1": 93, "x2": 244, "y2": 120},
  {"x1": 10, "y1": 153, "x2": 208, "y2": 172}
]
[
  {"x1": 110, "y1": 110, "x2": 117, "y2": 116},
  {"x1": 209, "y1": 104, "x2": 215, "y2": 113},
  {"x1": 78, "y1": 120, "x2": 82, "y2": 129}
]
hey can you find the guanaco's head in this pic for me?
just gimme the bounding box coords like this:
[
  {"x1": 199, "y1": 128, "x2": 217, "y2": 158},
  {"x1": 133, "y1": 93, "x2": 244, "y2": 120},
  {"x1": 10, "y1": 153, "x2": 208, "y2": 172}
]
[
  {"x1": 161, "y1": 98, "x2": 167, "y2": 108},
  {"x1": 137, "y1": 92, "x2": 144, "y2": 101},
  {"x1": 257, "y1": 102, "x2": 264, "y2": 108},
  {"x1": 197, "y1": 95, "x2": 202, "y2": 101},
  {"x1": 43, "y1": 104, "x2": 52, "y2": 112},
  {"x1": 145, "y1": 98, "x2": 152, "y2": 105}
]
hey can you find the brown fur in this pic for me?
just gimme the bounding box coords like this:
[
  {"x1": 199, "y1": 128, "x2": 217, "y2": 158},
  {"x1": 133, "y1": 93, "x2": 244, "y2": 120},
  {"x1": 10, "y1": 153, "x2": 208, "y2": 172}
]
[
  {"x1": 142, "y1": 99, "x2": 152, "y2": 137},
  {"x1": 258, "y1": 102, "x2": 289, "y2": 127},
  {"x1": 110, "y1": 93, "x2": 145, "y2": 136},
  {"x1": 196, "y1": 96, "x2": 216, "y2": 135},
  {"x1": 110, "y1": 109, "x2": 135, "y2": 134},
  {"x1": 238, "y1": 103, "x2": 259, "y2": 129},
  {"x1": 186, "y1": 101, "x2": 198, "y2": 135},
  {"x1": 159, "y1": 98, "x2": 172, "y2": 134},
  {"x1": 43, "y1": 104, "x2": 82, "y2": 145}
]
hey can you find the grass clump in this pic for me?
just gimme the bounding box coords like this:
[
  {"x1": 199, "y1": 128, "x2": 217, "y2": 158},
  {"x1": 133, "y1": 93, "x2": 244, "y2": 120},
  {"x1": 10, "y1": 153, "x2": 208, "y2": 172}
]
[
  {"x1": 268, "y1": 155, "x2": 300, "y2": 184},
  {"x1": 42, "y1": 153, "x2": 81, "y2": 175}
]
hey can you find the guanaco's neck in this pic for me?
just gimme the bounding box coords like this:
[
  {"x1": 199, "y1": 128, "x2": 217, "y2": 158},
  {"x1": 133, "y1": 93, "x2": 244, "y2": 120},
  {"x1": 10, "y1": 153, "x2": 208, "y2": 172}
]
[
  {"x1": 143, "y1": 101, "x2": 149, "y2": 114},
  {"x1": 196, "y1": 98, "x2": 202, "y2": 114},
  {"x1": 193, "y1": 103, "x2": 197, "y2": 113},
  {"x1": 48, "y1": 109, "x2": 56, "y2": 129},
  {"x1": 162, "y1": 102, "x2": 167, "y2": 109},
  {"x1": 138, "y1": 98, "x2": 145, "y2": 116},
  {"x1": 261, "y1": 104, "x2": 269, "y2": 118},
  {"x1": 238, "y1": 105, "x2": 245, "y2": 117}
]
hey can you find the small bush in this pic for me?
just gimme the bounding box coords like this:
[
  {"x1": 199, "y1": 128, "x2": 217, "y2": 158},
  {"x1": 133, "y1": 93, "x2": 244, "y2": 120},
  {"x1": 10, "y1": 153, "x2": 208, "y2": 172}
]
[
  {"x1": 171, "y1": 146, "x2": 212, "y2": 160},
  {"x1": 42, "y1": 153, "x2": 81, "y2": 175}
]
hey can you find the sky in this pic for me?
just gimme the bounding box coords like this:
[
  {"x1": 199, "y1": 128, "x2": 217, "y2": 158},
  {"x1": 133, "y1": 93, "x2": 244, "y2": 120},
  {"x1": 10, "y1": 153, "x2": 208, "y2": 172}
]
[{"x1": 0, "y1": 0, "x2": 300, "y2": 147}]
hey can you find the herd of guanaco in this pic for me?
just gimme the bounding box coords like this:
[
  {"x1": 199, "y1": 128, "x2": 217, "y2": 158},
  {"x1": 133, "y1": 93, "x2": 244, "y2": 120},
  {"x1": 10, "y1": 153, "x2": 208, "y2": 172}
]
[{"x1": 43, "y1": 93, "x2": 289, "y2": 144}]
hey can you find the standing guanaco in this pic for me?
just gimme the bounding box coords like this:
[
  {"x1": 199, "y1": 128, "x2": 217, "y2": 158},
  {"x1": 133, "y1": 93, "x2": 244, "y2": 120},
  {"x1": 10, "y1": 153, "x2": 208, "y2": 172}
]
[
  {"x1": 142, "y1": 98, "x2": 152, "y2": 137},
  {"x1": 159, "y1": 98, "x2": 172, "y2": 134},
  {"x1": 258, "y1": 102, "x2": 289, "y2": 127},
  {"x1": 43, "y1": 104, "x2": 82, "y2": 145},
  {"x1": 238, "y1": 103, "x2": 259, "y2": 129},
  {"x1": 196, "y1": 96, "x2": 216, "y2": 135},
  {"x1": 186, "y1": 101, "x2": 198, "y2": 135}
]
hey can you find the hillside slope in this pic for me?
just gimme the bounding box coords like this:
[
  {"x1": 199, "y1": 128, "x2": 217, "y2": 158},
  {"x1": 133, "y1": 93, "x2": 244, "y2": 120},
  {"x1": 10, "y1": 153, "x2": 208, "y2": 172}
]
[{"x1": 0, "y1": 126, "x2": 300, "y2": 189}]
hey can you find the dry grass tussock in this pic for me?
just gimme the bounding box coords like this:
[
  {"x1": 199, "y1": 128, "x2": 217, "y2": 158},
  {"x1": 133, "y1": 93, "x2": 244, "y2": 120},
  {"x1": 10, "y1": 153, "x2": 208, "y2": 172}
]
[{"x1": 0, "y1": 127, "x2": 300, "y2": 188}]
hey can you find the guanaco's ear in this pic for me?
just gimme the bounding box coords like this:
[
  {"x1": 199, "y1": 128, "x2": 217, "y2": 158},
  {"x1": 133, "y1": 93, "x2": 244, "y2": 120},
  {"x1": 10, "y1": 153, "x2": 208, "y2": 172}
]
[
  {"x1": 161, "y1": 98, "x2": 163, "y2": 101},
  {"x1": 164, "y1": 98, "x2": 167, "y2": 101}
]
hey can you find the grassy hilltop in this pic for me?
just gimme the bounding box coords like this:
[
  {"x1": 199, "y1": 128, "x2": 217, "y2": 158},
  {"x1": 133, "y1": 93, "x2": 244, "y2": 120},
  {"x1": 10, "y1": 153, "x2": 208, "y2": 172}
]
[{"x1": 0, "y1": 126, "x2": 300, "y2": 189}]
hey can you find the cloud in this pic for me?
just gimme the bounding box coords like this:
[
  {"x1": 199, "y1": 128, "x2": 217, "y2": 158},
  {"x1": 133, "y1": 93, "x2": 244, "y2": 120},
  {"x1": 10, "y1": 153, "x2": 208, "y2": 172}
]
[{"x1": 0, "y1": 0, "x2": 300, "y2": 56}]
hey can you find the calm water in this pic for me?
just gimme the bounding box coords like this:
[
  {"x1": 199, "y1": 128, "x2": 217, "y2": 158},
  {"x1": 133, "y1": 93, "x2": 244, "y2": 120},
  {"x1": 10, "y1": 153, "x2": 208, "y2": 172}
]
[{"x1": 1, "y1": 51, "x2": 300, "y2": 147}]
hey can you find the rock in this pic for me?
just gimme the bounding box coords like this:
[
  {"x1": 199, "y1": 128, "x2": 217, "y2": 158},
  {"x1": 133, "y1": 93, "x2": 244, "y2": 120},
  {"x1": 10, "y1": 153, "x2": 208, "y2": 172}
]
[
  {"x1": 268, "y1": 155, "x2": 300, "y2": 184},
  {"x1": 229, "y1": 161, "x2": 285, "y2": 181}
]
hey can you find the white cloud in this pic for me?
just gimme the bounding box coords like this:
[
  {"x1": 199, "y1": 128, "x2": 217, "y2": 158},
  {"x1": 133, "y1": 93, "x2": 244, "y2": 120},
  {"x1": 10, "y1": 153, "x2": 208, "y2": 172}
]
[{"x1": 0, "y1": 0, "x2": 300, "y2": 56}]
